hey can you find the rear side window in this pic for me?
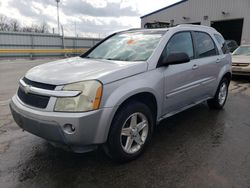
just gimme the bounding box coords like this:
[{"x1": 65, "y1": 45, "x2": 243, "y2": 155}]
[
  {"x1": 161, "y1": 32, "x2": 194, "y2": 59},
  {"x1": 194, "y1": 32, "x2": 218, "y2": 58},
  {"x1": 214, "y1": 34, "x2": 228, "y2": 54}
]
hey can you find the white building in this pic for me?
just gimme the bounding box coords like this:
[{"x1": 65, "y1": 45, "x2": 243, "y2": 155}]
[{"x1": 141, "y1": 0, "x2": 250, "y2": 45}]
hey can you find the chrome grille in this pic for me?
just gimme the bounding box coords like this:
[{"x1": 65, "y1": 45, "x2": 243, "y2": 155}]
[
  {"x1": 232, "y1": 63, "x2": 249, "y2": 67},
  {"x1": 17, "y1": 78, "x2": 56, "y2": 109}
]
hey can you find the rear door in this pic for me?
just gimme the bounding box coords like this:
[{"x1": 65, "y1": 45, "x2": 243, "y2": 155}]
[{"x1": 191, "y1": 31, "x2": 221, "y2": 100}]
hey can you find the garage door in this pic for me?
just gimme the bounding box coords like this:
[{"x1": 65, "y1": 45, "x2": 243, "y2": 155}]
[{"x1": 211, "y1": 19, "x2": 244, "y2": 45}]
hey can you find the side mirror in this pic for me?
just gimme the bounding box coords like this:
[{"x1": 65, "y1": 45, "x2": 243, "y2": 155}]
[{"x1": 160, "y1": 52, "x2": 190, "y2": 66}]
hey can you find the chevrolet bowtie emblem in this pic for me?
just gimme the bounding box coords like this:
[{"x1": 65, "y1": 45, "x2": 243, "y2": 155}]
[{"x1": 23, "y1": 85, "x2": 31, "y2": 94}]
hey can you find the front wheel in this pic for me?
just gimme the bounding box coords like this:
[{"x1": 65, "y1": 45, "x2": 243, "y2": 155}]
[
  {"x1": 104, "y1": 101, "x2": 154, "y2": 163},
  {"x1": 207, "y1": 77, "x2": 229, "y2": 109}
]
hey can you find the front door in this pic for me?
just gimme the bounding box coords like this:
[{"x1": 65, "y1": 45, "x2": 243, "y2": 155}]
[{"x1": 160, "y1": 31, "x2": 201, "y2": 115}]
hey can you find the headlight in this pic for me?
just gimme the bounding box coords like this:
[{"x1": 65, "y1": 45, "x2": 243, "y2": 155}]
[{"x1": 54, "y1": 80, "x2": 102, "y2": 112}]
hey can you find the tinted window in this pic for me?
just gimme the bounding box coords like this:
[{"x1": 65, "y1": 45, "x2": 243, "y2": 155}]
[
  {"x1": 195, "y1": 32, "x2": 217, "y2": 58},
  {"x1": 214, "y1": 34, "x2": 228, "y2": 54},
  {"x1": 161, "y1": 32, "x2": 194, "y2": 59}
]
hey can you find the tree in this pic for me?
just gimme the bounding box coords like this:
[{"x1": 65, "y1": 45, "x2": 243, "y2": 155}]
[
  {"x1": 21, "y1": 26, "x2": 33, "y2": 33},
  {"x1": 21, "y1": 22, "x2": 50, "y2": 33},
  {"x1": 40, "y1": 22, "x2": 49, "y2": 33},
  {"x1": 10, "y1": 19, "x2": 20, "y2": 32},
  {"x1": 0, "y1": 15, "x2": 11, "y2": 31},
  {"x1": 0, "y1": 14, "x2": 50, "y2": 33}
]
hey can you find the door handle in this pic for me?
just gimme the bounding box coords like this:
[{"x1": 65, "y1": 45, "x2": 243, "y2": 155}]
[
  {"x1": 216, "y1": 58, "x2": 221, "y2": 63},
  {"x1": 192, "y1": 64, "x2": 199, "y2": 70}
]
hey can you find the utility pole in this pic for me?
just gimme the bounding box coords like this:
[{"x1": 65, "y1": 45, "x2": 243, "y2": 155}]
[
  {"x1": 56, "y1": 0, "x2": 60, "y2": 35},
  {"x1": 74, "y1": 21, "x2": 77, "y2": 37},
  {"x1": 61, "y1": 25, "x2": 65, "y2": 49}
]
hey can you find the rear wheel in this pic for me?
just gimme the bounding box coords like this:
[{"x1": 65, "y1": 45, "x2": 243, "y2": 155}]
[
  {"x1": 207, "y1": 77, "x2": 229, "y2": 109},
  {"x1": 104, "y1": 101, "x2": 154, "y2": 162}
]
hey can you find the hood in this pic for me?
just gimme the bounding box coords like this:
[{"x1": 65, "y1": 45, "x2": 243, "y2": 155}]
[
  {"x1": 25, "y1": 57, "x2": 148, "y2": 85},
  {"x1": 232, "y1": 55, "x2": 250, "y2": 64}
]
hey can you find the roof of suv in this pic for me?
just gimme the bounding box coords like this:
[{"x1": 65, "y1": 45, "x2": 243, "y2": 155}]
[{"x1": 124, "y1": 24, "x2": 218, "y2": 34}]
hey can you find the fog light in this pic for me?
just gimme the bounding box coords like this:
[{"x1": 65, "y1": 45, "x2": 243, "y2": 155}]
[{"x1": 63, "y1": 124, "x2": 76, "y2": 134}]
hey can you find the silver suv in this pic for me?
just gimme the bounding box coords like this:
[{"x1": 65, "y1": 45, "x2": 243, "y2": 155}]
[{"x1": 10, "y1": 25, "x2": 232, "y2": 162}]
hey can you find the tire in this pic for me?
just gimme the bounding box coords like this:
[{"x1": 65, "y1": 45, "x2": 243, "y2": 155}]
[
  {"x1": 207, "y1": 77, "x2": 229, "y2": 109},
  {"x1": 104, "y1": 101, "x2": 154, "y2": 163}
]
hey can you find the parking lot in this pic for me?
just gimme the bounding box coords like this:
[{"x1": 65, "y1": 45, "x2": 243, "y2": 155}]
[{"x1": 0, "y1": 58, "x2": 250, "y2": 188}]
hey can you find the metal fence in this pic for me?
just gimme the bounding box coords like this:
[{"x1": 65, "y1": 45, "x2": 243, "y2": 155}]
[{"x1": 0, "y1": 31, "x2": 102, "y2": 58}]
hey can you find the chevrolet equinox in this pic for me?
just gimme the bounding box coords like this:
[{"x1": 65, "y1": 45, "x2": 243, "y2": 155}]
[{"x1": 10, "y1": 25, "x2": 232, "y2": 162}]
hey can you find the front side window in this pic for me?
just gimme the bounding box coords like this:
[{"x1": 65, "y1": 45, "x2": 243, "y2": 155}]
[
  {"x1": 85, "y1": 31, "x2": 165, "y2": 62},
  {"x1": 194, "y1": 32, "x2": 217, "y2": 58},
  {"x1": 161, "y1": 32, "x2": 194, "y2": 60}
]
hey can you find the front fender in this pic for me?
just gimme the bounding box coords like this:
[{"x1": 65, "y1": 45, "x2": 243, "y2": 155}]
[
  {"x1": 96, "y1": 71, "x2": 164, "y2": 142},
  {"x1": 101, "y1": 70, "x2": 164, "y2": 119}
]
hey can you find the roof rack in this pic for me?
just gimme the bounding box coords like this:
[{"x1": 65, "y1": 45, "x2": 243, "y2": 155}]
[
  {"x1": 124, "y1": 28, "x2": 169, "y2": 32},
  {"x1": 176, "y1": 24, "x2": 217, "y2": 31},
  {"x1": 126, "y1": 28, "x2": 143, "y2": 31}
]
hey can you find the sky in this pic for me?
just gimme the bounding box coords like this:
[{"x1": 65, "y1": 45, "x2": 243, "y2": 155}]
[{"x1": 0, "y1": 0, "x2": 180, "y2": 38}]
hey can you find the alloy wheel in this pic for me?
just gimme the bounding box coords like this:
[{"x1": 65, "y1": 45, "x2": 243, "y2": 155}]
[{"x1": 120, "y1": 112, "x2": 149, "y2": 154}]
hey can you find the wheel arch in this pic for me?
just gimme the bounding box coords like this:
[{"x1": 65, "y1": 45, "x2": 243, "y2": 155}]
[
  {"x1": 103, "y1": 91, "x2": 159, "y2": 142},
  {"x1": 211, "y1": 71, "x2": 231, "y2": 98},
  {"x1": 113, "y1": 92, "x2": 158, "y2": 122},
  {"x1": 222, "y1": 72, "x2": 232, "y2": 82}
]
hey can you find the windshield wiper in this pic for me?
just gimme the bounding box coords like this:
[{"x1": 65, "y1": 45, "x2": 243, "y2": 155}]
[
  {"x1": 84, "y1": 56, "x2": 100, "y2": 59},
  {"x1": 85, "y1": 56, "x2": 92, "y2": 58},
  {"x1": 105, "y1": 58, "x2": 122, "y2": 61}
]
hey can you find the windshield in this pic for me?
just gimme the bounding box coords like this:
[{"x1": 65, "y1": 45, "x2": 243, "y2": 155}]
[
  {"x1": 85, "y1": 31, "x2": 165, "y2": 61},
  {"x1": 232, "y1": 46, "x2": 250, "y2": 55}
]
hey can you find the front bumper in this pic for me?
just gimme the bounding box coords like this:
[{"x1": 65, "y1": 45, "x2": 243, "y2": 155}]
[
  {"x1": 232, "y1": 66, "x2": 250, "y2": 76},
  {"x1": 10, "y1": 95, "x2": 114, "y2": 153}
]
